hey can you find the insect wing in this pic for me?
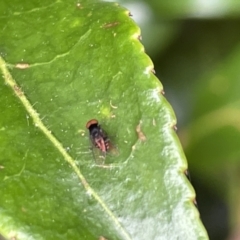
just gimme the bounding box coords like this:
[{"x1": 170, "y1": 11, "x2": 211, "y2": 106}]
[
  {"x1": 88, "y1": 135, "x2": 106, "y2": 164},
  {"x1": 106, "y1": 140, "x2": 119, "y2": 156},
  {"x1": 91, "y1": 143, "x2": 106, "y2": 164}
]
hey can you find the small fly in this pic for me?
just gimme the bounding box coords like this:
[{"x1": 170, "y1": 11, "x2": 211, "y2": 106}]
[{"x1": 86, "y1": 119, "x2": 117, "y2": 163}]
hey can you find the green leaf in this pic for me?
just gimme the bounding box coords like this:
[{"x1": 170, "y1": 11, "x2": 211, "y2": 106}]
[{"x1": 0, "y1": 0, "x2": 208, "y2": 239}]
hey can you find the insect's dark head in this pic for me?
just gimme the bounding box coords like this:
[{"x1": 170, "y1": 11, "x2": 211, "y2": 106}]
[
  {"x1": 86, "y1": 119, "x2": 101, "y2": 136},
  {"x1": 86, "y1": 119, "x2": 98, "y2": 128}
]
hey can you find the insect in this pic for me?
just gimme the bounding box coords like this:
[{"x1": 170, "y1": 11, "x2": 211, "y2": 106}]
[{"x1": 86, "y1": 119, "x2": 117, "y2": 163}]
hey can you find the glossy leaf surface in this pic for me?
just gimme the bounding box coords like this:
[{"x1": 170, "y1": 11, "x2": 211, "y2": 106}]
[{"x1": 0, "y1": 0, "x2": 208, "y2": 239}]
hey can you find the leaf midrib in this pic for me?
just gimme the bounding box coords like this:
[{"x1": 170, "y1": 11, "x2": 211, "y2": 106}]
[{"x1": 0, "y1": 55, "x2": 131, "y2": 240}]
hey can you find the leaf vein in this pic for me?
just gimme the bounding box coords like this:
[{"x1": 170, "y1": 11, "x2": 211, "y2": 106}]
[{"x1": 0, "y1": 56, "x2": 132, "y2": 240}]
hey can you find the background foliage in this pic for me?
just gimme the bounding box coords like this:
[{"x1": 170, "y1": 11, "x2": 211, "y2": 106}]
[{"x1": 112, "y1": 0, "x2": 240, "y2": 239}]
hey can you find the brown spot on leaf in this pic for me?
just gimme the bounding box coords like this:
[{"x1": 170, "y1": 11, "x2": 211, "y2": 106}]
[
  {"x1": 151, "y1": 68, "x2": 156, "y2": 74},
  {"x1": 102, "y1": 22, "x2": 119, "y2": 28},
  {"x1": 14, "y1": 85, "x2": 23, "y2": 96},
  {"x1": 184, "y1": 169, "x2": 190, "y2": 180},
  {"x1": 99, "y1": 236, "x2": 108, "y2": 240},
  {"x1": 193, "y1": 198, "x2": 198, "y2": 207}
]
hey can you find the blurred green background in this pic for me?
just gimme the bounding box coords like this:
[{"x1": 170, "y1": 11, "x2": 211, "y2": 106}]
[{"x1": 108, "y1": 0, "x2": 240, "y2": 239}]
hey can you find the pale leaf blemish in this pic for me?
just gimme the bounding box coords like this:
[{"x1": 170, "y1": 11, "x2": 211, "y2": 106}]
[
  {"x1": 169, "y1": 119, "x2": 177, "y2": 129},
  {"x1": 100, "y1": 104, "x2": 116, "y2": 119},
  {"x1": 146, "y1": 88, "x2": 161, "y2": 104},
  {"x1": 86, "y1": 189, "x2": 92, "y2": 197},
  {"x1": 152, "y1": 118, "x2": 156, "y2": 126},
  {"x1": 76, "y1": 3, "x2": 83, "y2": 9},
  {"x1": 132, "y1": 32, "x2": 141, "y2": 40},
  {"x1": 110, "y1": 100, "x2": 118, "y2": 109},
  {"x1": 94, "y1": 164, "x2": 119, "y2": 169},
  {"x1": 21, "y1": 207, "x2": 27, "y2": 212},
  {"x1": 78, "y1": 129, "x2": 85, "y2": 136},
  {"x1": 70, "y1": 18, "x2": 81, "y2": 28},
  {"x1": 66, "y1": 146, "x2": 71, "y2": 152},
  {"x1": 136, "y1": 121, "x2": 146, "y2": 142},
  {"x1": 9, "y1": 232, "x2": 17, "y2": 240},
  {"x1": 15, "y1": 63, "x2": 30, "y2": 69},
  {"x1": 143, "y1": 65, "x2": 153, "y2": 75}
]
